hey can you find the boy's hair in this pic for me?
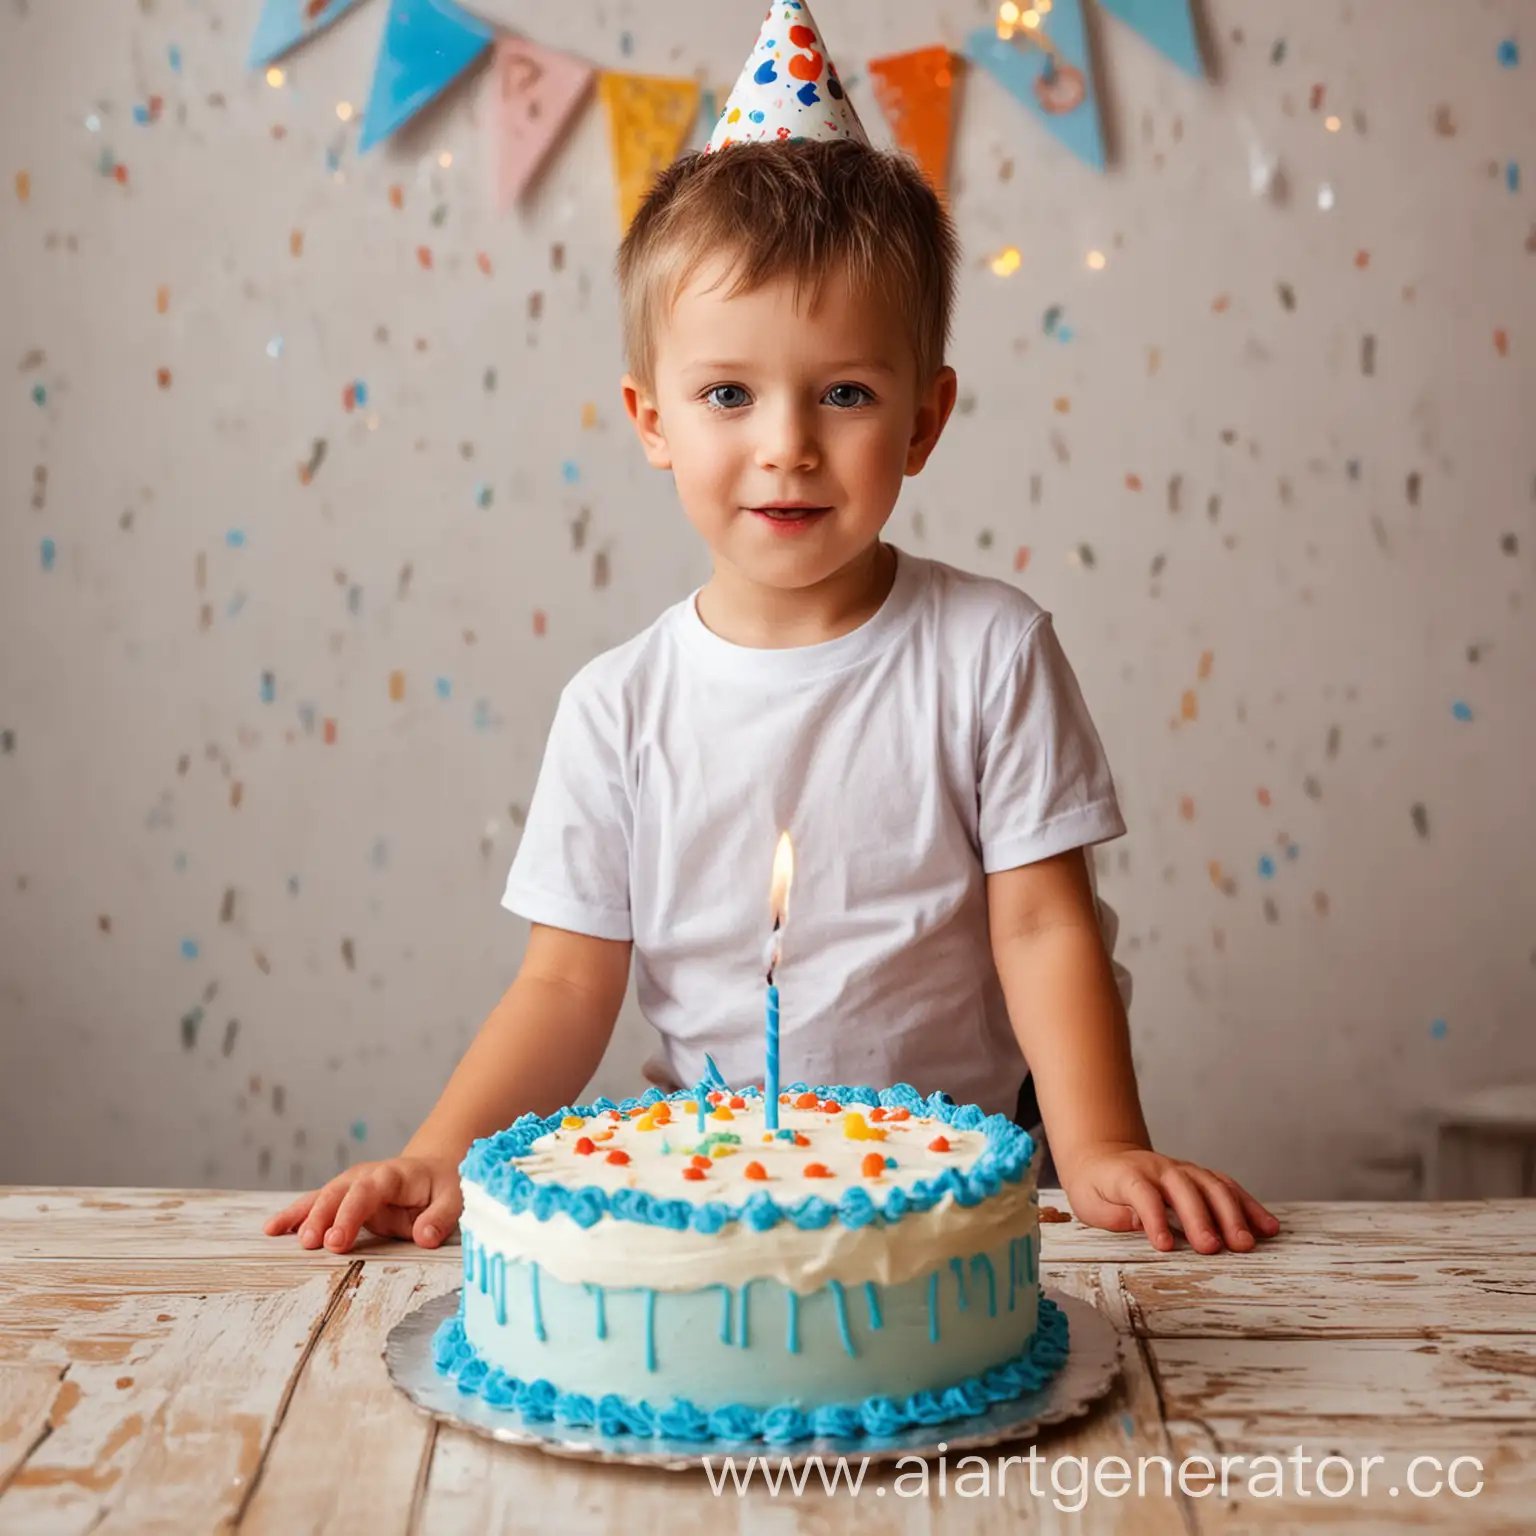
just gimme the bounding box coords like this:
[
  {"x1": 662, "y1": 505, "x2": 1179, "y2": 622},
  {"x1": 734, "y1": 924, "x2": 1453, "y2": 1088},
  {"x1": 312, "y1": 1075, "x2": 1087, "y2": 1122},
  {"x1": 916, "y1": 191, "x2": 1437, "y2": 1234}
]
[{"x1": 617, "y1": 138, "x2": 959, "y2": 393}]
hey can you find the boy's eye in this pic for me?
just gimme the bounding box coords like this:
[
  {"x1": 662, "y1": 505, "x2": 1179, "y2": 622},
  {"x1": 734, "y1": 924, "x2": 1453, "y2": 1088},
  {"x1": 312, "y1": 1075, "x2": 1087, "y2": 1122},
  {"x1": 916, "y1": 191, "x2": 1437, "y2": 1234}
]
[
  {"x1": 825, "y1": 383, "x2": 874, "y2": 409},
  {"x1": 704, "y1": 384, "x2": 751, "y2": 411}
]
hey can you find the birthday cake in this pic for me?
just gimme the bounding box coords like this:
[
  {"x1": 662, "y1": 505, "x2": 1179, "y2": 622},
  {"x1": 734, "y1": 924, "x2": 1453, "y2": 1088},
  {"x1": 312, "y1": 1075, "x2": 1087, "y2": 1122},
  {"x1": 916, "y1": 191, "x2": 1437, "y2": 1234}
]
[{"x1": 431, "y1": 1079, "x2": 1066, "y2": 1445}]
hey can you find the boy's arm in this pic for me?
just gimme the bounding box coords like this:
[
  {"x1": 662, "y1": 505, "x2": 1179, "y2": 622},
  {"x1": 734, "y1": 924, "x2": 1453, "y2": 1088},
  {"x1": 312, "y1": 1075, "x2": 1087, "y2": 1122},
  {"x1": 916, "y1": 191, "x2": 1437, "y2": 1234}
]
[
  {"x1": 403, "y1": 922, "x2": 632, "y2": 1161},
  {"x1": 987, "y1": 849, "x2": 1279, "y2": 1253},
  {"x1": 267, "y1": 923, "x2": 629, "y2": 1252}
]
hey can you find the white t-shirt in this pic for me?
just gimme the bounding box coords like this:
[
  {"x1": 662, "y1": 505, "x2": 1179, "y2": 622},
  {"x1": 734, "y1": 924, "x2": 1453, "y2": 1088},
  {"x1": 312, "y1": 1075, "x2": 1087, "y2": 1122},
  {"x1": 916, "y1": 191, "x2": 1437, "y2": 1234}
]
[{"x1": 503, "y1": 545, "x2": 1128, "y2": 1120}]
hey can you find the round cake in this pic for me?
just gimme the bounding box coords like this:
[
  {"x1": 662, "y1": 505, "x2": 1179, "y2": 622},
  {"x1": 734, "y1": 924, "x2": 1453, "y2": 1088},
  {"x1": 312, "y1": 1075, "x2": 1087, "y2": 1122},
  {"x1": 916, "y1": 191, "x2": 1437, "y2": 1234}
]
[{"x1": 432, "y1": 1080, "x2": 1067, "y2": 1445}]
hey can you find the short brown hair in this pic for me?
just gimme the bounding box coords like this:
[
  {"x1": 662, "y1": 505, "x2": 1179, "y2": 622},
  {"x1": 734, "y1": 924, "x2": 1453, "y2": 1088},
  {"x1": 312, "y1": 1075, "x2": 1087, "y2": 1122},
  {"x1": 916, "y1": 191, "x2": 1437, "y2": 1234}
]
[{"x1": 616, "y1": 138, "x2": 959, "y2": 392}]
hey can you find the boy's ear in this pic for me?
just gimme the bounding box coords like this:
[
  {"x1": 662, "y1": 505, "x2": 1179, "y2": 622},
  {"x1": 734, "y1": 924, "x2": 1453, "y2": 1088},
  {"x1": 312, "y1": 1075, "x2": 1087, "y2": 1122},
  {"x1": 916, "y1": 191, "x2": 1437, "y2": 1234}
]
[
  {"x1": 905, "y1": 365, "x2": 959, "y2": 476},
  {"x1": 621, "y1": 374, "x2": 673, "y2": 470}
]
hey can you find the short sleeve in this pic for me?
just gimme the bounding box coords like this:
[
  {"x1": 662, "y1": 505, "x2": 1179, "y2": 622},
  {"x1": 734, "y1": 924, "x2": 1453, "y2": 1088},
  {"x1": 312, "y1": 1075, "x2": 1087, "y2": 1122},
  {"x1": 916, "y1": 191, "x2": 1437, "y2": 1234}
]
[
  {"x1": 977, "y1": 613, "x2": 1126, "y2": 873},
  {"x1": 502, "y1": 678, "x2": 633, "y2": 940}
]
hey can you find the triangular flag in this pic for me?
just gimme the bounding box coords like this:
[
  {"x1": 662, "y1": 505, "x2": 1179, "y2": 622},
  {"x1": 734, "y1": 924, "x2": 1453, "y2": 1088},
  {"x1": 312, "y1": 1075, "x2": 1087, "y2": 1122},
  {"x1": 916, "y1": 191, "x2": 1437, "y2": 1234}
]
[
  {"x1": 963, "y1": 0, "x2": 1105, "y2": 171},
  {"x1": 867, "y1": 46, "x2": 960, "y2": 196},
  {"x1": 488, "y1": 37, "x2": 595, "y2": 211},
  {"x1": 248, "y1": 0, "x2": 368, "y2": 70},
  {"x1": 705, "y1": 0, "x2": 868, "y2": 152},
  {"x1": 358, "y1": 0, "x2": 496, "y2": 154},
  {"x1": 1097, "y1": 0, "x2": 1204, "y2": 77},
  {"x1": 599, "y1": 72, "x2": 701, "y2": 232}
]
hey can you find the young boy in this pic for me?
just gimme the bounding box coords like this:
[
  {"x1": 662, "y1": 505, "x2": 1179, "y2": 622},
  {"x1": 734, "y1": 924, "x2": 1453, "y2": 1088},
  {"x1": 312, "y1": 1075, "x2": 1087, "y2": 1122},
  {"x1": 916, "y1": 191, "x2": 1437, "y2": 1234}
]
[{"x1": 268, "y1": 6, "x2": 1278, "y2": 1262}]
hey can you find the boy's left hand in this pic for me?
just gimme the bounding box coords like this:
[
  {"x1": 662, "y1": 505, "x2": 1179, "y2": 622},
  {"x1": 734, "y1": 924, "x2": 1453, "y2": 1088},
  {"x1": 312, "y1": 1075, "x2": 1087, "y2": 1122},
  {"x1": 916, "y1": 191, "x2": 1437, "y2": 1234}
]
[{"x1": 1059, "y1": 1142, "x2": 1281, "y2": 1253}]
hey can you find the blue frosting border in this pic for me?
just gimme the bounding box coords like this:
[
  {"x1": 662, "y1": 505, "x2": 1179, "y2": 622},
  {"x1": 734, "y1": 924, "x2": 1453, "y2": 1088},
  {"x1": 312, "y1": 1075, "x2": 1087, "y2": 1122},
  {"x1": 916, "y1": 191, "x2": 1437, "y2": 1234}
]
[
  {"x1": 459, "y1": 1081, "x2": 1036, "y2": 1236},
  {"x1": 432, "y1": 1292, "x2": 1069, "y2": 1446}
]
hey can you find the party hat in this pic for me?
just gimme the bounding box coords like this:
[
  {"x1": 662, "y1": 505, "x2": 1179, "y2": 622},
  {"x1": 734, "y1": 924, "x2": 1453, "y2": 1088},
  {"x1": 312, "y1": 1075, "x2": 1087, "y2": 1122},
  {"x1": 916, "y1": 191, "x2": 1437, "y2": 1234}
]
[{"x1": 705, "y1": 1, "x2": 869, "y2": 154}]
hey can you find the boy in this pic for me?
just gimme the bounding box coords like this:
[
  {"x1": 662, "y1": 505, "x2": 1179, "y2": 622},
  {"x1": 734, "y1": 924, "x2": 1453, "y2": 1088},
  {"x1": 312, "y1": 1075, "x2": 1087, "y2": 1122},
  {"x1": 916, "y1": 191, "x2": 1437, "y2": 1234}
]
[{"x1": 268, "y1": 4, "x2": 1278, "y2": 1261}]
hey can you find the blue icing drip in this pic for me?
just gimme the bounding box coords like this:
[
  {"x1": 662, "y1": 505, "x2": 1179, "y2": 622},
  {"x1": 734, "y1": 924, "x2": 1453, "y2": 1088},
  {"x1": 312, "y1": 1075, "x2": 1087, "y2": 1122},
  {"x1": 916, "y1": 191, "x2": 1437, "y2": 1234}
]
[
  {"x1": 529, "y1": 1262, "x2": 546, "y2": 1341},
  {"x1": 927, "y1": 1271, "x2": 940, "y2": 1342},
  {"x1": 644, "y1": 1289, "x2": 657, "y2": 1371},
  {"x1": 950, "y1": 1255, "x2": 968, "y2": 1311},
  {"x1": 1008, "y1": 1238, "x2": 1018, "y2": 1311},
  {"x1": 827, "y1": 1279, "x2": 855, "y2": 1357},
  {"x1": 462, "y1": 1230, "x2": 474, "y2": 1283},
  {"x1": 738, "y1": 1279, "x2": 750, "y2": 1348},
  {"x1": 718, "y1": 1285, "x2": 732, "y2": 1346},
  {"x1": 490, "y1": 1253, "x2": 506, "y2": 1326},
  {"x1": 972, "y1": 1253, "x2": 998, "y2": 1317},
  {"x1": 786, "y1": 1290, "x2": 800, "y2": 1354},
  {"x1": 1027, "y1": 1233, "x2": 1037, "y2": 1284},
  {"x1": 434, "y1": 1298, "x2": 1071, "y2": 1445},
  {"x1": 863, "y1": 1281, "x2": 883, "y2": 1330},
  {"x1": 583, "y1": 1282, "x2": 606, "y2": 1341}
]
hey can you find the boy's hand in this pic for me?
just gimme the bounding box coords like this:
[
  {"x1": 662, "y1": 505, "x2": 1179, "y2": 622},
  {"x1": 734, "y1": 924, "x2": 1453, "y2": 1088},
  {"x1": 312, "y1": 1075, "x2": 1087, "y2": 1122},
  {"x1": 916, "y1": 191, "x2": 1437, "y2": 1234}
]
[
  {"x1": 1059, "y1": 1143, "x2": 1281, "y2": 1254},
  {"x1": 263, "y1": 1155, "x2": 462, "y2": 1254}
]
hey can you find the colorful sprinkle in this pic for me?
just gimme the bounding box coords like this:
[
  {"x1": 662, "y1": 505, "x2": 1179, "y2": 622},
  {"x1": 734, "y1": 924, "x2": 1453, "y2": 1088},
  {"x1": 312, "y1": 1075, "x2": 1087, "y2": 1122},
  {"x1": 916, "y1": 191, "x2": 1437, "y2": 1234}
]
[
  {"x1": 743, "y1": 1161, "x2": 768, "y2": 1180},
  {"x1": 604, "y1": 1149, "x2": 630, "y2": 1165},
  {"x1": 802, "y1": 1162, "x2": 834, "y2": 1178},
  {"x1": 574, "y1": 1136, "x2": 595, "y2": 1155},
  {"x1": 860, "y1": 1152, "x2": 886, "y2": 1178},
  {"x1": 928, "y1": 1136, "x2": 951, "y2": 1153}
]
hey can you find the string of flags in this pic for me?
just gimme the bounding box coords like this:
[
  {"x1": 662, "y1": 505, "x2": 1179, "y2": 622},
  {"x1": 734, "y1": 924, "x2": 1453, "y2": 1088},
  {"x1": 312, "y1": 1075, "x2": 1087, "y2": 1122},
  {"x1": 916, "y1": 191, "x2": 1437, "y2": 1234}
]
[{"x1": 248, "y1": 0, "x2": 1205, "y2": 225}]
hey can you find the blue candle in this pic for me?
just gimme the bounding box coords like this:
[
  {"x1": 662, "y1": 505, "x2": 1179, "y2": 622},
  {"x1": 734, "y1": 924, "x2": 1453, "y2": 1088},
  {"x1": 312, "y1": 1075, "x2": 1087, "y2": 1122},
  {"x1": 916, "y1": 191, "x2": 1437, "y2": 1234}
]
[
  {"x1": 696, "y1": 1081, "x2": 708, "y2": 1134},
  {"x1": 765, "y1": 979, "x2": 780, "y2": 1131},
  {"x1": 764, "y1": 833, "x2": 793, "y2": 1134}
]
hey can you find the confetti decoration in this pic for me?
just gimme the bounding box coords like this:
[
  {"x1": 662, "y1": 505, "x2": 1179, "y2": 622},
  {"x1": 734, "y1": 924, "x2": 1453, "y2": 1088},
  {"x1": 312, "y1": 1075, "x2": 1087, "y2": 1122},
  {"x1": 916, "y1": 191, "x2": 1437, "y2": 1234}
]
[
  {"x1": 14, "y1": 170, "x2": 29, "y2": 202},
  {"x1": 599, "y1": 71, "x2": 701, "y2": 232},
  {"x1": 488, "y1": 36, "x2": 595, "y2": 212},
  {"x1": 358, "y1": 0, "x2": 495, "y2": 153},
  {"x1": 1451, "y1": 700, "x2": 1473, "y2": 722},
  {"x1": 389, "y1": 670, "x2": 406, "y2": 702},
  {"x1": 1498, "y1": 39, "x2": 1520, "y2": 68},
  {"x1": 867, "y1": 46, "x2": 960, "y2": 196},
  {"x1": 964, "y1": 0, "x2": 1105, "y2": 171}
]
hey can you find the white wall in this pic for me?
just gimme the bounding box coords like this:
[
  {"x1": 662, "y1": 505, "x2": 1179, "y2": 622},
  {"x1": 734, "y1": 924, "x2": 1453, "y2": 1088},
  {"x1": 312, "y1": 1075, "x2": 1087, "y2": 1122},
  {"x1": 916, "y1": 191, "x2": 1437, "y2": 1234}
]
[{"x1": 2, "y1": 0, "x2": 1532, "y2": 1199}]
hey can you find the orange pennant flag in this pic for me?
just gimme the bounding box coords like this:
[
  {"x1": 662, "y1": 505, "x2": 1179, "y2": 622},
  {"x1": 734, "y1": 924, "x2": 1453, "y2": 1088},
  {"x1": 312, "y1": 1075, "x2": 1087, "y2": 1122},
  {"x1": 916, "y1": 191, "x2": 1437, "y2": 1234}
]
[
  {"x1": 599, "y1": 72, "x2": 701, "y2": 232},
  {"x1": 867, "y1": 46, "x2": 960, "y2": 196},
  {"x1": 489, "y1": 37, "x2": 595, "y2": 212}
]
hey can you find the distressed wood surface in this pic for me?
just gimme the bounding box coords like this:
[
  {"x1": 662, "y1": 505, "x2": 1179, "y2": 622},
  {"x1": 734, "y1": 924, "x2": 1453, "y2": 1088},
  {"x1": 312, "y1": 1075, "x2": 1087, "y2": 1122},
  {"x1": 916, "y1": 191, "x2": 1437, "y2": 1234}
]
[{"x1": 0, "y1": 1188, "x2": 1531, "y2": 1533}]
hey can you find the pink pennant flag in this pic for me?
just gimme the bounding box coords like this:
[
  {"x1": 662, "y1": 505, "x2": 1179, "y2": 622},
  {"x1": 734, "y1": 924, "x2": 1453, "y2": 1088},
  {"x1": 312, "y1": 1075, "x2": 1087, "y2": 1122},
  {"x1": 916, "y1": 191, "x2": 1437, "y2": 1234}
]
[{"x1": 489, "y1": 36, "x2": 595, "y2": 213}]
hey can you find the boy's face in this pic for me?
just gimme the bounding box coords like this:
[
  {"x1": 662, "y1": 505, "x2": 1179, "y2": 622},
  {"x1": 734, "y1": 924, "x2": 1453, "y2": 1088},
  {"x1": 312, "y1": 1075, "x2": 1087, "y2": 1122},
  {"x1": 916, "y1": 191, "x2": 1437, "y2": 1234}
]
[{"x1": 623, "y1": 257, "x2": 956, "y2": 592}]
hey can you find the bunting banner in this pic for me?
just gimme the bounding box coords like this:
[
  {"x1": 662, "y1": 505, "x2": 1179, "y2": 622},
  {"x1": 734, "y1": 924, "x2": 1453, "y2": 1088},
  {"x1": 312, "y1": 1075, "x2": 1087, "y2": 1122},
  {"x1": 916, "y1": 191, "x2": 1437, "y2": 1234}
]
[
  {"x1": 488, "y1": 37, "x2": 596, "y2": 212},
  {"x1": 250, "y1": 1, "x2": 1212, "y2": 207},
  {"x1": 599, "y1": 72, "x2": 701, "y2": 233},
  {"x1": 1097, "y1": 0, "x2": 1204, "y2": 77},
  {"x1": 248, "y1": 0, "x2": 367, "y2": 69},
  {"x1": 964, "y1": 0, "x2": 1106, "y2": 171},
  {"x1": 357, "y1": 0, "x2": 496, "y2": 154},
  {"x1": 866, "y1": 45, "x2": 960, "y2": 197}
]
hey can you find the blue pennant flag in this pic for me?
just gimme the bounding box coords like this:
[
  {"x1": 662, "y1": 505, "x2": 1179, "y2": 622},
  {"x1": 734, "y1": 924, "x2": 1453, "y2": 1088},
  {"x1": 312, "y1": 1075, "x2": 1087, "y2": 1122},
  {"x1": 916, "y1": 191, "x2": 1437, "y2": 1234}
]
[
  {"x1": 964, "y1": 0, "x2": 1105, "y2": 171},
  {"x1": 358, "y1": 0, "x2": 496, "y2": 152},
  {"x1": 1097, "y1": 0, "x2": 1204, "y2": 77},
  {"x1": 248, "y1": 0, "x2": 369, "y2": 69}
]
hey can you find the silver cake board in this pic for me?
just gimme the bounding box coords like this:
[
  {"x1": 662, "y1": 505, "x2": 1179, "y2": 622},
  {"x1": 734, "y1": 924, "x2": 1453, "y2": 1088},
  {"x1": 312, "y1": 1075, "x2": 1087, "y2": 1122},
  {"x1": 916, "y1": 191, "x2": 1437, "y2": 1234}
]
[{"x1": 384, "y1": 1288, "x2": 1122, "y2": 1472}]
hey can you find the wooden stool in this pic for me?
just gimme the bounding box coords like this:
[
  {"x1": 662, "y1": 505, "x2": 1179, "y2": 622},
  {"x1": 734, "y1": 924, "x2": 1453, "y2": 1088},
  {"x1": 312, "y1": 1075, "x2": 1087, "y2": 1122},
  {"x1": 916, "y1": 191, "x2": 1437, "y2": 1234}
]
[{"x1": 1425, "y1": 1083, "x2": 1536, "y2": 1198}]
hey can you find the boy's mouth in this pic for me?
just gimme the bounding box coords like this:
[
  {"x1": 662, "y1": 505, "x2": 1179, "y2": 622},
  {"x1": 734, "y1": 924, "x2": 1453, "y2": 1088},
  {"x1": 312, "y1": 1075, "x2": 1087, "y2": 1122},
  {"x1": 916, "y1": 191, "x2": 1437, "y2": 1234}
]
[{"x1": 750, "y1": 502, "x2": 831, "y2": 526}]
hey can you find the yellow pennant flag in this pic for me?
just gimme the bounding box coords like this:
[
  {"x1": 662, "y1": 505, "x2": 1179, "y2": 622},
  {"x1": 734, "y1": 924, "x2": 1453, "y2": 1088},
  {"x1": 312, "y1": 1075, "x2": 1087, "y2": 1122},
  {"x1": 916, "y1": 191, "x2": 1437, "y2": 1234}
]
[{"x1": 600, "y1": 72, "x2": 701, "y2": 232}]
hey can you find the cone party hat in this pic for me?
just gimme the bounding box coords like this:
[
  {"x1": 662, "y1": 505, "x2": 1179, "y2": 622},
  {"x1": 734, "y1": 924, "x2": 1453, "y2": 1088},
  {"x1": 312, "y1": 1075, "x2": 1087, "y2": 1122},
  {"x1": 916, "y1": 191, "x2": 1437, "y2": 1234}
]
[{"x1": 705, "y1": 1, "x2": 869, "y2": 153}]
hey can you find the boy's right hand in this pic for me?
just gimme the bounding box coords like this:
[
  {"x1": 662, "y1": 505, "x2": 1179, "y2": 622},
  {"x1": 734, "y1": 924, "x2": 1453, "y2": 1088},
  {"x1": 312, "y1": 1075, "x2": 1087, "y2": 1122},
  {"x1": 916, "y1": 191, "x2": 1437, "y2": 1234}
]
[{"x1": 263, "y1": 1155, "x2": 462, "y2": 1253}]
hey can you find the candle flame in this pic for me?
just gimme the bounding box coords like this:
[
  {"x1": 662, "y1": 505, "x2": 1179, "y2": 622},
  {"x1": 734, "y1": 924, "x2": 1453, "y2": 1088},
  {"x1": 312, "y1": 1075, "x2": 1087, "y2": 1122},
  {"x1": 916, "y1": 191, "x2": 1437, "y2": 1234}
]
[{"x1": 769, "y1": 831, "x2": 794, "y2": 926}]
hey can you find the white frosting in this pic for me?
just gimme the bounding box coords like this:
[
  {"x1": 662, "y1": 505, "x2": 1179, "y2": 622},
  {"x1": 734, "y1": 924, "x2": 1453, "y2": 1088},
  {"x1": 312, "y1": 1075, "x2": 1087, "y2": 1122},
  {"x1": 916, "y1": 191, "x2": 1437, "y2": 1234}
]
[{"x1": 463, "y1": 1097, "x2": 1038, "y2": 1294}]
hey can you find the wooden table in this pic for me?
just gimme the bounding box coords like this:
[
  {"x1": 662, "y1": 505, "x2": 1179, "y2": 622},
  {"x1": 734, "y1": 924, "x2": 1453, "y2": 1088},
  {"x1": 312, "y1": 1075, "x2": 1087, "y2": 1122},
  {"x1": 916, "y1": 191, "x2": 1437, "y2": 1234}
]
[{"x1": 2, "y1": 1188, "x2": 1532, "y2": 1532}]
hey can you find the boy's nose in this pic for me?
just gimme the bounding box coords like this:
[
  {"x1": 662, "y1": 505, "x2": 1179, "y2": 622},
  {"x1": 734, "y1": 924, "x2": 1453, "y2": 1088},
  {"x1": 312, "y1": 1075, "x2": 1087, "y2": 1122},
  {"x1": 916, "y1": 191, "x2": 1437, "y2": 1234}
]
[{"x1": 754, "y1": 406, "x2": 820, "y2": 472}]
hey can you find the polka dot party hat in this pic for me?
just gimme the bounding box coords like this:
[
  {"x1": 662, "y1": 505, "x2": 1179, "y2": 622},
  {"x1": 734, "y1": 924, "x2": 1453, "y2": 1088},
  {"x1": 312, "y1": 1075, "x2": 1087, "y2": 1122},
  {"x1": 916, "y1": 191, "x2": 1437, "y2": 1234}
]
[{"x1": 705, "y1": 1, "x2": 870, "y2": 153}]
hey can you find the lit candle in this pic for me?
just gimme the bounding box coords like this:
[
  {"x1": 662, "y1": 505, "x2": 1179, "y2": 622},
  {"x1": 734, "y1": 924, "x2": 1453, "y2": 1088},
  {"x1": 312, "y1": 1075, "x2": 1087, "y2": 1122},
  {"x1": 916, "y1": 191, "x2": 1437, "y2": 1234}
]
[{"x1": 765, "y1": 831, "x2": 794, "y2": 1131}]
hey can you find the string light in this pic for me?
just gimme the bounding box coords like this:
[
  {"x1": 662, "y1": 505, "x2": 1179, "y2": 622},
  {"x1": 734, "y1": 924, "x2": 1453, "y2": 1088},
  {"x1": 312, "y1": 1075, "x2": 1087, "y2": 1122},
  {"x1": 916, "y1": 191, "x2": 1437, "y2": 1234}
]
[
  {"x1": 336, "y1": 101, "x2": 355, "y2": 122},
  {"x1": 265, "y1": 67, "x2": 285, "y2": 88},
  {"x1": 1324, "y1": 115, "x2": 1342, "y2": 133},
  {"x1": 990, "y1": 246, "x2": 1022, "y2": 277},
  {"x1": 1086, "y1": 249, "x2": 1107, "y2": 271},
  {"x1": 438, "y1": 151, "x2": 454, "y2": 169}
]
